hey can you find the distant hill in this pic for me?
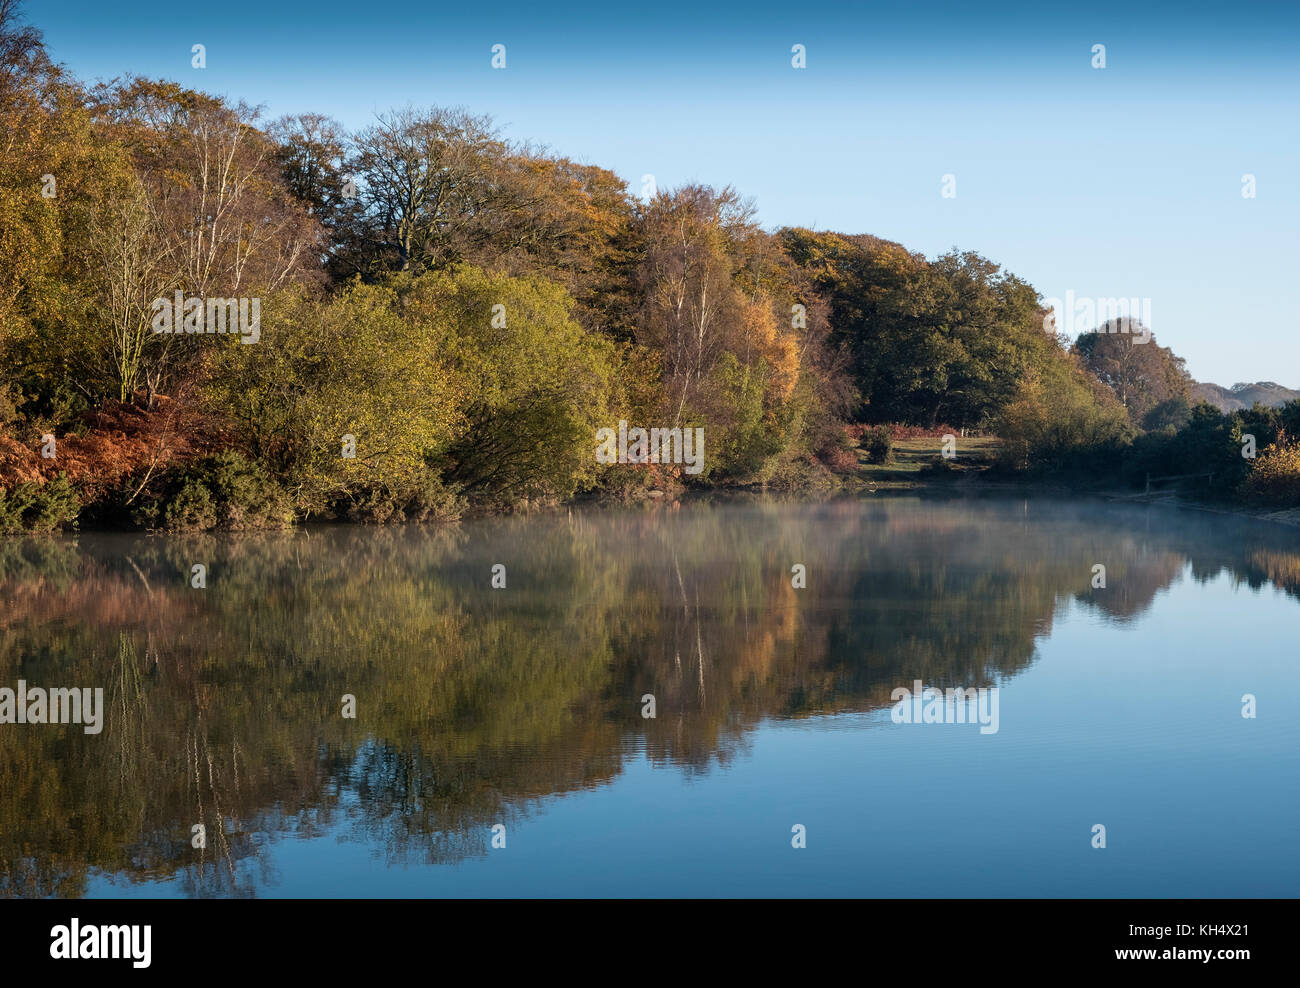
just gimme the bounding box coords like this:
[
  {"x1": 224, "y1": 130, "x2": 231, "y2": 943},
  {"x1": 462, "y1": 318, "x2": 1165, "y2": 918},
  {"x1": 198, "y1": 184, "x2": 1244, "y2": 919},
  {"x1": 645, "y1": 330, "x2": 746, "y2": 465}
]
[{"x1": 1193, "y1": 381, "x2": 1300, "y2": 412}]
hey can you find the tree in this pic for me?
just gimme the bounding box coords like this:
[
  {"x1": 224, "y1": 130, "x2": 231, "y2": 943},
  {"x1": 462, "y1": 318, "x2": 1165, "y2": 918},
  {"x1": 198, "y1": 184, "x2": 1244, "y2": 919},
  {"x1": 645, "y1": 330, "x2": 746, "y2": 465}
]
[
  {"x1": 1073, "y1": 324, "x2": 1192, "y2": 427},
  {"x1": 344, "y1": 106, "x2": 504, "y2": 275},
  {"x1": 204, "y1": 281, "x2": 464, "y2": 515},
  {"x1": 0, "y1": 2, "x2": 144, "y2": 413},
  {"x1": 78, "y1": 175, "x2": 172, "y2": 401},
  {"x1": 270, "y1": 112, "x2": 351, "y2": 218},
  {"x1": 402, "y1": 267, "x2": 620, "y2": 504},
  {"x1": 270, "y1": 112, "x2": 358, "y2": 271},
  {"x1": 996, "y1": 348, "x2": 1132, "y2": 470},
  {"x1": 779, "y1": 231, "x2": 1057, "y2": 428},
  {"x1": 84, "y1": 79, "x2": 324, "y2": 401},
  {"x1": 637, "y1": 185, "x2": 755, "y2": 425},
  {"x1": 475, "y1": 151, "x2": 642, "y2": 340}
]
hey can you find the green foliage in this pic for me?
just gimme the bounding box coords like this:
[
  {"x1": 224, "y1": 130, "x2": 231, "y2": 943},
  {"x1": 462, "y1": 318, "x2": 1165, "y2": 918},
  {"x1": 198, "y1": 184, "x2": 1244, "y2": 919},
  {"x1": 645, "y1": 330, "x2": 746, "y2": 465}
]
[
  {"x1": 778, "y1": 230, "x2": 1054, "y2": 429},
  {"x1": 705, "y1": 355, "x2": 785, "y2": 481},
  {"x1": 1280, "y1": 400, "x2": 1300, "y2": 440},
  {"x1": 995, "y1": 350, "x2": 1133, "y2": 472},
  {"x1": 205, "y1": 282, "x2": 464, "y2": 517},
  {"x1": 861, "y1": 426, "x2": 893, "y2": 465},
  {"x1": 406, "y1": 266, "x2": 620, "y2": 506},
  {"x1": 131, "y1": 452, "x2": 292, "y2": 532},
  {"x1": 0, "y1": 382, "x2": 20, "y2": 431},
  {"x1": 0, "y1": 474, "x2": 79, "y2": 534},
  {"x1": 1116, "y1": 403, "x2": 1285, "y2": 499},
  {"x1": 1142, "y1": 396, "x2": 1192, "y2": 433},
  {"x1": 340, "y1": 469, "x2": 464, "y2": 524}
]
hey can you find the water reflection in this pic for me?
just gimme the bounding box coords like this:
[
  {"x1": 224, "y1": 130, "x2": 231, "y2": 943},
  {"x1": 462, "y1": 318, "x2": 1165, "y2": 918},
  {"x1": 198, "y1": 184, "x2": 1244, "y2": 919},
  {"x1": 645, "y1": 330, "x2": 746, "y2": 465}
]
[{"x1": 1, "y1": 495, "x2": 1297, "y2": 896}]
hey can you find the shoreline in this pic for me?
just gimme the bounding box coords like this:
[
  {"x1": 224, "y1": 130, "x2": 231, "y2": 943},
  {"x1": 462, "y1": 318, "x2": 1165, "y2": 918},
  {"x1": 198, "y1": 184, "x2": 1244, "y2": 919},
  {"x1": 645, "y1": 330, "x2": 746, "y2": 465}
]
[{"x1": 10, "y1": 472, "x2": 1298, "y2": 538}]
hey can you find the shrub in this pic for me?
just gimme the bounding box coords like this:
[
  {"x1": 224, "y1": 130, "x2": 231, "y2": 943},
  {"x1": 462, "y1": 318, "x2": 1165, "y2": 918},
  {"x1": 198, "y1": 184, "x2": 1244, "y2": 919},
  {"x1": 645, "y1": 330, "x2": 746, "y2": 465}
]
[
  {"x1": 995, "y1": 352, "x2": 1132, "y2": 472},
  {"x1": 861, "y1": 426, "x2": 893, "y2": 464},
  {"x1": 919, "y1": 456, "x2": 958, "y2": 477},
  {"x1": 1242, "y1": 436, "x2": 1300, "y2": 508},
  {"x1": 847, "y1": 423, "x2": 962, "y2": 441},
  {"x1": 412, "y1": 268, "x2": 621, "y2": 505},
  {"x1": 339, "y1": 470, "x2": 464, "y2": 524},
  {"x1": 204, "y1": 282, "x2": 464, "y2": 516},
  {"x1": 162, "y1": 479, "x2": 218, "y2": 531},
  {"x1": 0, "y1": 474, "x2": 80, "y2": 534},
  {"x1": 819, "y1": 437, "x2": 859, "y2": 474},
  {"x1": 1142, "y1": 396, "x2": 1192, "y2": 433},
  {"x1": 133, "y1": 452, "x2": 293, "y2": 532}
]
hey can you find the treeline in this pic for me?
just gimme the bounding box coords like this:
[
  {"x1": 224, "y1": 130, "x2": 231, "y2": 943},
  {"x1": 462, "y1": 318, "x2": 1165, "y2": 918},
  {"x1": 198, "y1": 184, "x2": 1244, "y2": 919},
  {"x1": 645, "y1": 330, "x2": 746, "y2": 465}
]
[
  {"x1": 998, "y1": 319, "x2": 1300, "y2": 507},
  {"x1": 0, "y1": 1, "x2": 1296, "y2": 532}
]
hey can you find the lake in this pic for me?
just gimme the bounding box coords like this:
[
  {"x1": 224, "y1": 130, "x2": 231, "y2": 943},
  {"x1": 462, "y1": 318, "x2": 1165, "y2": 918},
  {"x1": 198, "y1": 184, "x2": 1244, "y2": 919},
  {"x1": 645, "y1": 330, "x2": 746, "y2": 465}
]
[{"x1": 1, "y1": 494, "x2": 1297, "y2": 897}]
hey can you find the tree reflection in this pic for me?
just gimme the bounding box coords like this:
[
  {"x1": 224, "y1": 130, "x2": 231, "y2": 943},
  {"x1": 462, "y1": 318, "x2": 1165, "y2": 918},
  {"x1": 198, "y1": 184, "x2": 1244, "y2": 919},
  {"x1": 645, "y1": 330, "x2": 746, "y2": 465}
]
[{"x1": 1, "y1": 496, "x2": 1296, "y2": 895}]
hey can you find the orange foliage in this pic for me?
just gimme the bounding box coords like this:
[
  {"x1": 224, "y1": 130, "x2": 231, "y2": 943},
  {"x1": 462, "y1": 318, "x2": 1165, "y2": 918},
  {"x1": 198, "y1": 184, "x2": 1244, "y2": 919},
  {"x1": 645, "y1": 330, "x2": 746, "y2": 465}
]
[{"x1": 0, "y1": 396, "x2": 222, "y2": 498}]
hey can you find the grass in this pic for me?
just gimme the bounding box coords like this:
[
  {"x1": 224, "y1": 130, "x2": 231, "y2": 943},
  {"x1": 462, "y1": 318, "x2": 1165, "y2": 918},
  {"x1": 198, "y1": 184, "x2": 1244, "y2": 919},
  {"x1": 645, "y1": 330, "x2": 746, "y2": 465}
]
[{"x1": 856, "y1": 435, "x2": 1002, "y2": 484}]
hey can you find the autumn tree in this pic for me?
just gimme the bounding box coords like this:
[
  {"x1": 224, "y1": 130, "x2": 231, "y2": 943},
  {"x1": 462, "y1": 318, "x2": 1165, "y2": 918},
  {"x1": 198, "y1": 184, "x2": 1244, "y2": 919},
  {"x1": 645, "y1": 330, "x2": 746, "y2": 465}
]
[
  {"x1": 270, "y1": 112, "x2": 351, "y2": 218},
  {"x1": 477, "y1": 151, "x2": 642, "y2": 339},
  {"x1": 634, "y1": 186, "x2": 834, "y2": 479},
  {"x1": 83, "y1": 79, "x2": 323, "y2": 401},
  {"x1": 0, "y1": 1, "x2": 141, "y2": 414},
  {"x1": 637, "y1": 185, "x2": 755, "y2": 425},
  {"x1": 778, "y1": 228, "x2": 927, "y2": 420},
  {"x1": 1073, "y1": 324, "x2": 1192, "y2": 428}
]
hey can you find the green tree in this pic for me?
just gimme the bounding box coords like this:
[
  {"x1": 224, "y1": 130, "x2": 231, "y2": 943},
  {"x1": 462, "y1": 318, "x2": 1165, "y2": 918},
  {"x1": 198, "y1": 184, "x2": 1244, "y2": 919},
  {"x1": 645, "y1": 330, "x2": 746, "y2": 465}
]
[
  {"x1": 205, "y1": 281, "x2": 464, "y2": 516},
  {"x1": 403, "y1": 267, "x2": 621, "y2": 505}
]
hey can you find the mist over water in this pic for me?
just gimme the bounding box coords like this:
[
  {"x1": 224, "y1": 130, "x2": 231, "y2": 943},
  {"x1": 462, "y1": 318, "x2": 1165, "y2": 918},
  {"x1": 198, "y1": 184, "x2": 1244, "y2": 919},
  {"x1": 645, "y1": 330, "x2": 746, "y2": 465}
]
[{"x1": 2, "y1": 495, "x2": 1297, "y2": 897}]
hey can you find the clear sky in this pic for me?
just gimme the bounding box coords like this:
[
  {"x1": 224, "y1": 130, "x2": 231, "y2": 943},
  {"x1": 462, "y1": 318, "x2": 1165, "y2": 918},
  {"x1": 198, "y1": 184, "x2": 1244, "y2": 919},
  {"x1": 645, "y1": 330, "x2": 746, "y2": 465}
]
[{"x1": 28, "y1": 0, "x2": 1300, "y2": 385}]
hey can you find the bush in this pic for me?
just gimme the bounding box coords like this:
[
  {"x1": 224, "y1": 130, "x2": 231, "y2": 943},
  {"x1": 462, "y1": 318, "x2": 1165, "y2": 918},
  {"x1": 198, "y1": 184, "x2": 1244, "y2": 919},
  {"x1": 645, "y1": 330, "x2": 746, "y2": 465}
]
[
  {"x1": 847, "y1": 423, "x2": 962, "y2": 441},
  {"x1": 338, "y1": 470, "x2": 464, "y2": 524},
  {"x1": 919, "y1": 456, "x2": 958, "y2": 478},
  {"x1": 1119, "y1": 403, "x2": 1254, "y2": 497},
  {"x1": 703, "y1": 355, "x2": 786, "y2": 481},
  {"x1": 133, "y1": 452, "x2": 293, "y2": 532},
  {"x1": 818, "y1": 434, "x2": 859, "y2": 474},
  {"x1": 861, "y1": 426, "x2": 893, "y2": 464},
  {"x1": 412, "y1": 268, "x2": 621, "y2": 505},
  {"x1": 204, "y1": 282, "x2": 464, "y2": 516},
  {"x1": 162, "y1": 479, "x2": 218, "y2": 531},
  {"x1": 1242, "y1": 436, "x2": 1300, "y2": 508},
  {"x1": 0, "y1": 474, "x2": 80, "y2": 534}
]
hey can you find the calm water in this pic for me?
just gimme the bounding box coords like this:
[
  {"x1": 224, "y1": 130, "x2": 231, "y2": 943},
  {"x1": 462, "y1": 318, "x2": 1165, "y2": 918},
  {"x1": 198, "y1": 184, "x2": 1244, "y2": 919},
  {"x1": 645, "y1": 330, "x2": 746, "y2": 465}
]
[{"x1": 1, "y1": 495, "x2": 1297, "y2": 898}]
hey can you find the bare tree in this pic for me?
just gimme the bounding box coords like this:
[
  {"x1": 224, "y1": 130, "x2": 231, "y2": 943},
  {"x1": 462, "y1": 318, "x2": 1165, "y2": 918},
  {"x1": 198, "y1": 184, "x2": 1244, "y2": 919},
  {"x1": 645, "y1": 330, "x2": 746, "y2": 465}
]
[{"x1": 348, "y1": 106, "x2": 504, "y2": 273}]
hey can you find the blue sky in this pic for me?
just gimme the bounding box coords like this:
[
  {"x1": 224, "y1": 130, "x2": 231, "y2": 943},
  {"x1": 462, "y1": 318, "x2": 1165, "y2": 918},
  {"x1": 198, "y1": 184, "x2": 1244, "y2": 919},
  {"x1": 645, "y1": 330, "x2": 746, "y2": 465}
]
[{"x1": 29, "y1": 0, "x2": 1300, "y2": 384}]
